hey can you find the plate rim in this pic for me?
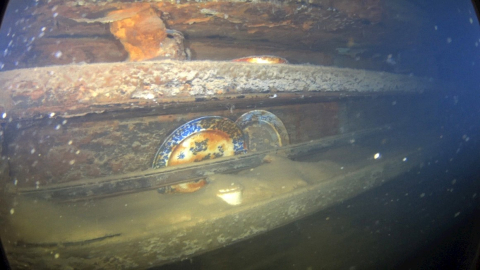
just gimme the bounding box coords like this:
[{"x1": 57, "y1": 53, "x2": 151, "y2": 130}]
[
  {"x1": 152, "y1": 116, "x2": 245, "y2": 169},
  {"x1": 235, "y1": 110, "x2": 290, "y2": 150}
]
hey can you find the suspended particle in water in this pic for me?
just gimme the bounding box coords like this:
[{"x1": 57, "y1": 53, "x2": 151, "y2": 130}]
[
  {"x1": 2, "y1": 112, "x2": 6, "y2": 118},
  {"x1": 68, "y1": 140, "x2": 73, "y2": 145},
  {"x1": 54, "y1": 51, "x2": 62, "y2": 58},
  {"x1": 447, "y1": 37, "x2": 452, "y2": 43},
  {"x1": 402, "y1": 157, "x2": 407, "y2": 162},
  {"x1": 420, "y1": 193, "x2": 425, "y2": 198},
  {"x1": 30, "y1": 148, "x2": 35, "y2": 154},
  {"x1": 62, "y1": 119, "x2": 68, "y2": 125},
  {"x1": 454, "y1": 212, "x2": 460, "y2": 218},
  {"x1": 49, "y1": 112, "x2": 55, "y2": 118},
  {"x1": 69, "y1": 160, "x2": 75, "y2": 165},
  {"x1": 54, "y1": 253, "x2": 60, "y2": 259},
  {"x1": 374, "y1": 153, "x2": 381, "y2": 159},
  {"x1": 10, "y1": 208, "x2": 14, "y2": 215},
  {"x1": 55, "y1": 124, "x2": 61, "y2": 130}
]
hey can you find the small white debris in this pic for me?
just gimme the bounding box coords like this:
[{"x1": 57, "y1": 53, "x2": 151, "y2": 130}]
[
  {"x1": 62, "y1": 119, "x2": 68, "y2": 125},
  {"x1": 68, "y1": 140, "x2": 73, "y2": 145},
  {"x1": 269, "y1": 94, "x2": 277, "y2": 99},
  {"x1": 454, "y1": 212, "x2": 460, "y2": 218},
  {"x1": 402, "y1": 157, "x2": 407, "y2": 162},
  {"x1": 49, "y1": 112, "x2": 55, "y2": 118},
  {"x1": 374, "y1": 153, "x2": 381, "y2": 160},
  {"x1": 13, "y1": 179, "x2": 17, "y2": 186},
  {"x1": 470, "y1": 18, "x2": 473, "y2": 24},
  {"x1": 69, "y1": 160, "x2": 75, "y2": 165},
  {"x1": 30, "y1": 148, "x2": 36, "y2": 154},
  {"x1": 1, "y1": 112, "x2": 6, "y2": 119},
  {"x1": 420, "y1": 193, "x2": 425, "y2": 198},
  {"x1": 10, "y1": 208, "x2": 14, "y2": 215},
  {"x1": 54, "y1": 253, "x2": 60, "y2": 259},
  {"x1": 54, "y1": 51, "x2": 62, "y2": 58},
  {"x1": 55, "y1": 124, "x2": 61, "y2": 130},
  {"x1": 75, "y1": 150, "x2": 81, "y2": 155},
  {"x1": 35, "y1": 181, "x2": 40, "y2": 189}
]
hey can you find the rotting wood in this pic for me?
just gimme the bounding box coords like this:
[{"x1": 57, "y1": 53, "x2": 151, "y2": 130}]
[
  {"x1": 0, "y1": 60, "x2": 437, "y2": 121},
  {"x1": 12, "y1": 126, "x2": 388, "y2": 202}
]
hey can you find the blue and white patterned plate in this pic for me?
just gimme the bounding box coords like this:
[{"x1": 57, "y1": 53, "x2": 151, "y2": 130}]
[
  {"x1": 235, "y1": 110, "x2": 289, "y2": 151},
  {"x1": 152, "y1": 116, "x2": 246, "y2": 169}
]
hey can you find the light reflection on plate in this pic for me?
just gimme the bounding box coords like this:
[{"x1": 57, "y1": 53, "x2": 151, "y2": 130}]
[
  {"x1": 235, "y1": 110, "x2": 289, "y2": 151},
  {"x1": 152, "y1": 116, "x2": 246, "y2": 169}
]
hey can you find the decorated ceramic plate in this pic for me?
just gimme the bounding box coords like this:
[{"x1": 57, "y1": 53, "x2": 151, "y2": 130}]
[
  {"x1": 152, "y1": 116, "x2": 246, "y2": 169},
  {"x1": 235, "y1": 110, "x2": 289, "y2": 151}
]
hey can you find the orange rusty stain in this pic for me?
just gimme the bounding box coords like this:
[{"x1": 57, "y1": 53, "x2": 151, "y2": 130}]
[{"x1": 109, "y1": 6, "x2": 168, "y2": 61}]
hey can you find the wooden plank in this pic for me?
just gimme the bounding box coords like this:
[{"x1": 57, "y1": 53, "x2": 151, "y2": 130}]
[
  {"x1": 0, "y1": 60, "x2": 437, "y2": 121},
  {"x1": 14, "y1": 126, "x2": 387, "y2": 202}
]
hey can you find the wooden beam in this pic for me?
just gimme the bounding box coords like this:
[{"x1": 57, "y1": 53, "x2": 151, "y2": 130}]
[{"x1": 13, "y1": 126, "x2": 387, "y2": 202}]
